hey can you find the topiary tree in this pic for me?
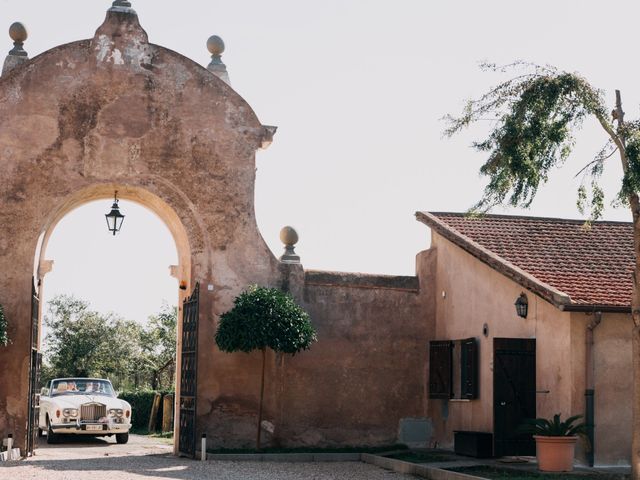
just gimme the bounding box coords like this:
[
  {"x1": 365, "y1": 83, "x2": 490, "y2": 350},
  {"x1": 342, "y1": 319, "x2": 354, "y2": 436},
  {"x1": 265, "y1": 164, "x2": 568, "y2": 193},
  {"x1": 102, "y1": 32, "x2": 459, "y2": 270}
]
[
  {"x1": 215, "y1": 285, "x2": 317, "y2": 450},
  {"x1": 0, "y1": 304, "x2": 8, "y2": 347},
  {"x1": 445, "y1": 61, "x2": 640, "y2": 477}
]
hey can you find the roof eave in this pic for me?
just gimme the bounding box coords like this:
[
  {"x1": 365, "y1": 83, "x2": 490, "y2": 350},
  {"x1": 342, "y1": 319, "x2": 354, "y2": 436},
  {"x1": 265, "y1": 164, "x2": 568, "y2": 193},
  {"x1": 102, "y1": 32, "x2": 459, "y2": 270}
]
[
  {"x1": 560, "y1": 304, "x2": 631, "y2": 314},
  {"x1": 416, "y1": 211, "x2": 574, "y2": 310}
]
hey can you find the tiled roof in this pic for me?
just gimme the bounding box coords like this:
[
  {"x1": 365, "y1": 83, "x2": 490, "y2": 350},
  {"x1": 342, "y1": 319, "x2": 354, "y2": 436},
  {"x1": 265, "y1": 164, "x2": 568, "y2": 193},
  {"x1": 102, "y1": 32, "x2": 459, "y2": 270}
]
[{"x1": 416, "y1": 212, "x2": 634, "y2": 311}]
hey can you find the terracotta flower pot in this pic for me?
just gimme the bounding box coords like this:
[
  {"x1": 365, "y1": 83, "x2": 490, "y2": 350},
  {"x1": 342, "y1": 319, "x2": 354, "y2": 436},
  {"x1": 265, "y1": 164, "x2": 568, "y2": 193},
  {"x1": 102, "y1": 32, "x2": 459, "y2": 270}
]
[{"x1": 533, "y1": 435, "x2": 578, "y2": 472}]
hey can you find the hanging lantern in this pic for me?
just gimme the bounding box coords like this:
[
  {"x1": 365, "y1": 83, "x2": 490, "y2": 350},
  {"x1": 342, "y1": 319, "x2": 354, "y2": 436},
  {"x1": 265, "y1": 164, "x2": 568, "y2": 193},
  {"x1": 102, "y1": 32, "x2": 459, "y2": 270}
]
[
  {"x1": 514, "y1": 293, "x2": 528, "y2": 318},
  {"x1": 105, "y1": 191, "x2": 125, "y2": 236}
]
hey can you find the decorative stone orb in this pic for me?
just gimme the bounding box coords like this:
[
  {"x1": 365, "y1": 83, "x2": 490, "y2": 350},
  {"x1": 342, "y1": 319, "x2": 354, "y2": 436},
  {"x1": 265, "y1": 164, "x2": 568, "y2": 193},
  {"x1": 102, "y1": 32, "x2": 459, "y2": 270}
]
[
  {"x1": 280, "y1": 226, "x2": 299, "y2": 247},
  {"x1": 207, "y1": 35, "x2": 225, "y2": 56},
  {"x1": 9, "y1": 22, "x2": 27, "y2": 43}
]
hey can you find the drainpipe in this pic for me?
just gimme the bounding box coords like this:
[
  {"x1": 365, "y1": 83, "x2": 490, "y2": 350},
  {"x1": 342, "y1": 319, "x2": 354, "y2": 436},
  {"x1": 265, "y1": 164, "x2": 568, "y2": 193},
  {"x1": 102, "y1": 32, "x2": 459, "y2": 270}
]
[{"x1": 585, "y1": 311, "x2": 602, "y2": 467}]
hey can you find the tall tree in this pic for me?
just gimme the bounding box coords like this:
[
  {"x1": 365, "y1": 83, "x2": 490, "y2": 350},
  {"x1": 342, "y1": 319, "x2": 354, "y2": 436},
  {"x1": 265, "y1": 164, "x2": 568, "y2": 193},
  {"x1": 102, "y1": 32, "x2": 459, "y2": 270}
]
[
  {"x1": 215, "y1": 286, "x2": 317, "y2": 450},
  {"x1": 44, "y1": 295, "x2": 143, "y2": 387},
  {"x1": 445, "y1": 62, "x2": 640, "y2": 476},
  {"x1": 140, "y1": 304, "x2": 177, "y2": 390}
]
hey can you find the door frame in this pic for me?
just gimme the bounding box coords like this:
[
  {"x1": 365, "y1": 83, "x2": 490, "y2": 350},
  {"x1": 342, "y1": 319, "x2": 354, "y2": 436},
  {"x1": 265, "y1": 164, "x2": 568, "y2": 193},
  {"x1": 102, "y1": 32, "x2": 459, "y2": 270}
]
[{"x1": 493, "y1": 337, "x2": 536, "y2": 457}]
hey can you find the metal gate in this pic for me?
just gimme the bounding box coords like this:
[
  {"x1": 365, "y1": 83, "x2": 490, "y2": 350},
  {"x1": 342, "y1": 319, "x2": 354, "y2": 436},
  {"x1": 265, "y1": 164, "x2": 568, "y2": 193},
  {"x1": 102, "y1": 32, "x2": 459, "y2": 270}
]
[
  {"x1": 27, "y1": 278, "x2": 42, "y2": 456},
  {"x1": 493, "y1": 338, "x2": 536, "y2": 457},
  {"x1": 178, "y1": 283, "x2": 199, "y2": 458}
]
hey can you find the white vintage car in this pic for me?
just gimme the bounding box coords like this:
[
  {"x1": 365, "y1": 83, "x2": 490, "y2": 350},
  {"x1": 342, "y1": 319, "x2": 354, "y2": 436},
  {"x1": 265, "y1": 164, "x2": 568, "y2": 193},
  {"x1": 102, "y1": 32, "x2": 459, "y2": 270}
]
[{"x1": 39, "y1": 378, "x2": 132, "y2": 444}]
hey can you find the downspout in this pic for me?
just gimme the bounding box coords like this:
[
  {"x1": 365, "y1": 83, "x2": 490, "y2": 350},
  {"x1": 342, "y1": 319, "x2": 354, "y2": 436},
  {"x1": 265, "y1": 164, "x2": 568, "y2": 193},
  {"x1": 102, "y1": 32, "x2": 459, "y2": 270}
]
[{"x1": 585, "y1": 311, "x2": 602, "y2": 467}]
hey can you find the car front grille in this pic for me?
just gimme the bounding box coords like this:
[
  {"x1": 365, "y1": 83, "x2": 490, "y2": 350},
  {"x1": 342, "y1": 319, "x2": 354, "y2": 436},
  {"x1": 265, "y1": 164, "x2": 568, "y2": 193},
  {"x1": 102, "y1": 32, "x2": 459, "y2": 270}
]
[{"x1": 81, "y1": 403, "x2": 106, "y2": 421}]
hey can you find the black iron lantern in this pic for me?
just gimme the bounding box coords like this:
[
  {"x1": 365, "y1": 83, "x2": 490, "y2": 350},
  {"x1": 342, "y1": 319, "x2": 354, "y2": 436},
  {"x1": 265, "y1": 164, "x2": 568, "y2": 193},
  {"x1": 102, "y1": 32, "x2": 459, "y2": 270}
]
[
  {"x1": 515, "y1": 293, "x2": 528, "y2": 318},
  {"x1": 105, "y1": 191, "x2": 125, "y2": 236}
]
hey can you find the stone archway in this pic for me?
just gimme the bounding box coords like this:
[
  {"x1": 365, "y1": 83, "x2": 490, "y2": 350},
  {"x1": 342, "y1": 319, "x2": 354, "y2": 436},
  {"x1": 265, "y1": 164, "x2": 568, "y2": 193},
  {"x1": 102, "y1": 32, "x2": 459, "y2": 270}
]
[
  {"x1": 33, "y1": 185, "x2": 195, "y2": 454},
  {"x1": 0, "y1": 2, "x2": 281, "y2": 455}
]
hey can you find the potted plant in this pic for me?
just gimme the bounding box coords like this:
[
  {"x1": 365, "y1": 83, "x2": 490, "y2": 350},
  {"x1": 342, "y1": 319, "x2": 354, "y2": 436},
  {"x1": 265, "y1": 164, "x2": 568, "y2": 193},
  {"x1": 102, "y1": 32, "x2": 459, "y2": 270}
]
[{"x1": 520, "y1": 414, "x2": 586, "y2": 472}]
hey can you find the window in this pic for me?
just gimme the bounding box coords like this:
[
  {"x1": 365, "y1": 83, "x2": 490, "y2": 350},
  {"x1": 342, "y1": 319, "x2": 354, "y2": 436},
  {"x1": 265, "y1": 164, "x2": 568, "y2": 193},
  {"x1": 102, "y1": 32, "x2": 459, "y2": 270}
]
[{"x1": 429, "y1": 338, "x2": 478, "y2": 399}]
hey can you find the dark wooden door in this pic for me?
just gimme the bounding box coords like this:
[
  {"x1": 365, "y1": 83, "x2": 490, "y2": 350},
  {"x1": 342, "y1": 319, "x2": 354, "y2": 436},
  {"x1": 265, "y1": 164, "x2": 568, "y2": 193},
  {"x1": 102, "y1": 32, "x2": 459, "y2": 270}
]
[
  {"x1": 178, "y1": 283, "x2": 199, "y2": 458},
  {"x1": 27, "y1": 279, "x2": 41, "y2": 455},
  {"x1": 493, "y1": 338, "x2": 536, "y2": 457}
]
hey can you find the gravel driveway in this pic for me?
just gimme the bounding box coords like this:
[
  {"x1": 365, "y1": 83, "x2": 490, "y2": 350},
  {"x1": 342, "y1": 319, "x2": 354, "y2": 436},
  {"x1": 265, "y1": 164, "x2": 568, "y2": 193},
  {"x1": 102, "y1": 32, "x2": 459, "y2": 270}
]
[{"x1": 0, "y1": 434, "x2": 413, "y2": 480}]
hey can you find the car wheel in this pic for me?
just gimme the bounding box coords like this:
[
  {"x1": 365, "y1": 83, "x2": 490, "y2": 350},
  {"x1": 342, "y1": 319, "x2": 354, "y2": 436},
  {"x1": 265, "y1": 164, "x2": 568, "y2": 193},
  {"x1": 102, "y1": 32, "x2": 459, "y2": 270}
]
[
  {"x1": 46, "y1": 418, "x2": 58, "y2": 444},
  {"x1": 115, "y1": 432, "x2": 129, "y2": 444}
]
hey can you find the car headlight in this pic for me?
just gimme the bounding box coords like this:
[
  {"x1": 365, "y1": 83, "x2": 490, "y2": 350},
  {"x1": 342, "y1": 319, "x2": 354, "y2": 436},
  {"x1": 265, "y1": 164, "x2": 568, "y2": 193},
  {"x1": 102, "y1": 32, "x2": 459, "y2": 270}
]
[
  {"x1": 63, "y1": 408, "x2": 78, "y2": 417},
  {"x1": 108, "y1": 408, "x2": 124, "y2": 417}
]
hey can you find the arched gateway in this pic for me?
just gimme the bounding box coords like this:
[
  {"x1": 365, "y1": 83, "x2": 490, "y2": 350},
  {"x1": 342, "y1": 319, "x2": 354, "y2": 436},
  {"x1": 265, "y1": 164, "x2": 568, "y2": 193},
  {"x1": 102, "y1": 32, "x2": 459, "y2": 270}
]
[{"x1": 0, "y1": 1, "x2": 430, "y2": 457}]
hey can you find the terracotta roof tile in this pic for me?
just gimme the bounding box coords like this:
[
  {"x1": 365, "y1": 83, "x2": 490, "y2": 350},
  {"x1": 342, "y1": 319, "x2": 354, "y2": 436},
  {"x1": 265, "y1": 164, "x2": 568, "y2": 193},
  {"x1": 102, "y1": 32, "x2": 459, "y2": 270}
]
[{"x1": 418, "y1": 212, "x2": 633, "y2": 310}]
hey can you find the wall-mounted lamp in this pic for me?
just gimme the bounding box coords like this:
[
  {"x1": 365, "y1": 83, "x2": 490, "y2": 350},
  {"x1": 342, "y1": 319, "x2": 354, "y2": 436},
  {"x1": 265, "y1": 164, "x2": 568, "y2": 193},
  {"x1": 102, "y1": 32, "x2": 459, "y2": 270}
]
[
  {"x1": 105, "y1": 191, "x2": 125, "y2": 236},
  {"x1": 515, "y1": 293, "x2": 528, "y2": 318}
]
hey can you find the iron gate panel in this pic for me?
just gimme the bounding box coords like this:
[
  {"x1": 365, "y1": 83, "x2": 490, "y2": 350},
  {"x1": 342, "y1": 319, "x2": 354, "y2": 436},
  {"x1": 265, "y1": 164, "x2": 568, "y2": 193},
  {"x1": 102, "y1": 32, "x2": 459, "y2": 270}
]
[
  {"x1": 178, "y1": 283, "x2": 199, "y2": 458},
  {"x1": 27, "y1": 279, "x2": 41, "y2": 456}
]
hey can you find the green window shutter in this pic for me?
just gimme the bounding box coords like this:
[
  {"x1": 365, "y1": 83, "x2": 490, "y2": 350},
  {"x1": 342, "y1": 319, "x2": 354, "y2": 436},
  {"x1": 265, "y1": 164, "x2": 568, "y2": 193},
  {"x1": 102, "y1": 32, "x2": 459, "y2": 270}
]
[
  {"x1": 429, "y1": 340, "x2": 453, "y2": 399},
  {"x1": 461, "y1": 337, "x2": 479, "y2": 399}
]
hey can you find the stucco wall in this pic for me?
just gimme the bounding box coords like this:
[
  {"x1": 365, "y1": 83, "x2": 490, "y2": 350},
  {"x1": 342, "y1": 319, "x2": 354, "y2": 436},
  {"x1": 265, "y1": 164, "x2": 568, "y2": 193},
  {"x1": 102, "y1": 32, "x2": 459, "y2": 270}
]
[
  {"x1": 256, "y1": 250, "x2": 436, "y2": 447},
  {"x1": 0, "y1": 9, "x2": 283, "y2": 452},
  {"x1": 429, "y1": 231, "x2": 633, "y2": 464},
  {"x1": 429, "y1": 232, "x2": 575, "y2": 449},
  {"x1": 0, "y1": 6, "x2": 439, "y2": 453},
  {"x1": 585, "y1": 312, "x2": 632, "y2": 465}
]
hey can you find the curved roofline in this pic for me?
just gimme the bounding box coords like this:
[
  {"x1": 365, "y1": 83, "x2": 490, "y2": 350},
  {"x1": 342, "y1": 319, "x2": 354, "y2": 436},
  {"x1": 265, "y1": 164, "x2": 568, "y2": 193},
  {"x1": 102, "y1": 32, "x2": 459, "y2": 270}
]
[{"x1": 0, "y1": 38, "x2": 263, "y2": 129}]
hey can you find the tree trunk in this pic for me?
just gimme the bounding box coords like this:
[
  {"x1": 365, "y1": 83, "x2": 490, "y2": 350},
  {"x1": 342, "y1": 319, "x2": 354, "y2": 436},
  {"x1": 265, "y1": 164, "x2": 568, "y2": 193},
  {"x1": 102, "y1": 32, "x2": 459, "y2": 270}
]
[
  {"x1": 612, "y1": 90, "x2": 640, "y2": 479},
  {"x1": 256, "y1": 347, "x2": 266, "y2": 451}
]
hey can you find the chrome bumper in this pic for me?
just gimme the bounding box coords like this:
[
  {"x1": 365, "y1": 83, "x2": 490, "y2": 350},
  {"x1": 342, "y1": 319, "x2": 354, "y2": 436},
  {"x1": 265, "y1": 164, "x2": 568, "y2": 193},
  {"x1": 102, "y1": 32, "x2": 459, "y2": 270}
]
[{"x1": 50, "y1": 422, "x2": 130, "y2": 433}]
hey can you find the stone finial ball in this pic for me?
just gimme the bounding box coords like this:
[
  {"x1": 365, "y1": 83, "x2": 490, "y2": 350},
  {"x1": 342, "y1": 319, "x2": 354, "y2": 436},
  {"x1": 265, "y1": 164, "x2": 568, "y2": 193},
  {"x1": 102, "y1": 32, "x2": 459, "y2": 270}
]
[
  {"x1": 9, "y1": 22, "x2": 27, "y2": 43},
  {"x1": 280, "y1": 226, "x2": 299, "y2": 247},
  {"x1": 207, "y1": 35, "x2": 225, "y2": 56}
]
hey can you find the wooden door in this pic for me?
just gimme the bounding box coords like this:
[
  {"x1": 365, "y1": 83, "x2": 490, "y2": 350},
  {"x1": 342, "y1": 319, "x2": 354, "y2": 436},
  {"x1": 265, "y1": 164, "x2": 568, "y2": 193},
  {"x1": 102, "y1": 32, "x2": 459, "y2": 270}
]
[{"x1": 493, "y1": 338, "x2": 536, "y2": 457}]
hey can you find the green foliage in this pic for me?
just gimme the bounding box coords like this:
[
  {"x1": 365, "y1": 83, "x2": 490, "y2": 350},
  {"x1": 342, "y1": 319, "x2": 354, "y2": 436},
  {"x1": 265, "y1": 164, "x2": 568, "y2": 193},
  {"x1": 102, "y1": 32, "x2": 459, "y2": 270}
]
[
  {"x1": 215, "y1": 286, "x2": 316, "y2": 355},
  {"x1": 0, "y1": 304, "x2": 7, "y2": 347},
  {"x1": 619, "y1": 125, "x2": 640, "y2": 205},
  {"x1": 444, "y1": 62, "x2": 640, "y2": 218},
  {"x1": 44, "y1": 295, "x2": 139, "y2": 381},
  {"x1": 43, "y1": 295, "x2": 177, "y2": 391},
  {"x1": 519, "y1": 413, "x2": 587, "y2": 437},
  {"x1": 119, "y1": 390, "x2": 173, "y2": 431}
]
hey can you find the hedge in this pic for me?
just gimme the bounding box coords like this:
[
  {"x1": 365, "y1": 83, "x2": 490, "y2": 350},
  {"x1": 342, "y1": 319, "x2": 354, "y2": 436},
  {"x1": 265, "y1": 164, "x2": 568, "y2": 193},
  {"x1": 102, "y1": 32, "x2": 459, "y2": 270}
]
[{"x1": 119, "y1": 390, "x2": 174, "y2": 432}]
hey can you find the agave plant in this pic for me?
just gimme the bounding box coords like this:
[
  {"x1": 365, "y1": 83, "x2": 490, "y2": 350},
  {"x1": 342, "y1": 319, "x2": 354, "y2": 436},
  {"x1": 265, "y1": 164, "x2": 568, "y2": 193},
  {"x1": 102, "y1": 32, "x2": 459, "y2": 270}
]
[{"x1": 519, "y1": 414, "x2": 587, "y2": 437}]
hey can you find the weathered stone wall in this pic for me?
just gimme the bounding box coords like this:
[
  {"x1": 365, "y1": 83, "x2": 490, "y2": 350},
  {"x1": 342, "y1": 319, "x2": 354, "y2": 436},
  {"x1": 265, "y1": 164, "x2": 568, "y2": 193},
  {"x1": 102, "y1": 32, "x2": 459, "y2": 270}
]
[
  {"x1": 0, "y1": 6, "x2": 437, "y2": 454},
  {"x1": 0, "y1": 8, "x2": 280, "y2": 452},
  {"x1": 197, "y1": 253, "x2": 436, "y2": 448},
  {"x1": 279, "y1": 252, "x2": 435, "y2": 447}
]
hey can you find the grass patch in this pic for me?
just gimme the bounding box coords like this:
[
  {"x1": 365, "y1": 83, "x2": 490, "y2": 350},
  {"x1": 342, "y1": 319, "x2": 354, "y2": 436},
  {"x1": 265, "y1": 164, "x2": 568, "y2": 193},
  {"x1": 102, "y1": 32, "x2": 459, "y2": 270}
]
[
  {"x1": 388, "y1": 450, "x2": 458, "y2": 463},
  {"x1": 448, "y1": 466, "x2": 630, "y2": 480},
  {"x1": 207, "y1": 444, "x2": 408, "y2": 455}
]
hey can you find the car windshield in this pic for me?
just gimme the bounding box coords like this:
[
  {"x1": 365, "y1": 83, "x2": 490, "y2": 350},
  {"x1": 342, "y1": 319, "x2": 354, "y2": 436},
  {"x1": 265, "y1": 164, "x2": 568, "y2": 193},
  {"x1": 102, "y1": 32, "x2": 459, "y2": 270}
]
[{"x1": 50, "y1": 379, "x2": 115, "y2": 397}]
